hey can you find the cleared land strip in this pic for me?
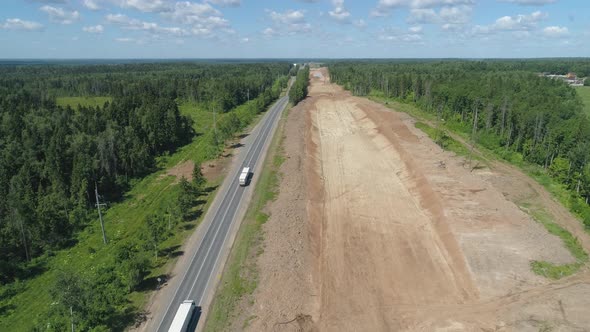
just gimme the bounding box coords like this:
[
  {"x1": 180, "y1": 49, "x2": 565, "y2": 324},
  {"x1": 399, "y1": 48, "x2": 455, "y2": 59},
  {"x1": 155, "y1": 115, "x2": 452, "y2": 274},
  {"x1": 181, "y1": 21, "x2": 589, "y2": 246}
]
[
  {"x1": 312, "y1": 96, "x2": 477, "y2": 330},
  {"x1": 236, "y1": 68, "x2": 590, "y2": 332}
]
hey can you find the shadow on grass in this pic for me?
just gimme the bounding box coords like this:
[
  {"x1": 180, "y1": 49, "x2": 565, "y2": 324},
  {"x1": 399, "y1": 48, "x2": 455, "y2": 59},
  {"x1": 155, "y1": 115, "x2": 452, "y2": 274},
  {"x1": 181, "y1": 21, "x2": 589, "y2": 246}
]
[
  {"x1": 203, "y1": 185, "x2": 218, "y2": 194},
  {"x1": 0, "y1": 303, "x2": 15, "y2": 317},
  {"x1": 161, "y1": 245, "x2": 184, "y2": 259},
  {"x1": 136, "y1": 274, "x2": 169, "y2": 293},
  {"x1": 108, "y1": 301, "x2": 143, "y2": 332},
  {"x1": 182, "y1": 223, "x2": 196, "y2": 231},
  {"x1": 13, "y1": 259, "x2": 48, "y2": 282}
]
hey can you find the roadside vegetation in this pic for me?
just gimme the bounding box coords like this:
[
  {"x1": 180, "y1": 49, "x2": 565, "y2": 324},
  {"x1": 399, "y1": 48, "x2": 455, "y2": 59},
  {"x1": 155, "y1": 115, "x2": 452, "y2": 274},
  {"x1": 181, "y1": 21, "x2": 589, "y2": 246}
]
[
  {"x1": 204, "y1": 105, "x2": 289, "y2": 332},
  {"x1": 0, "y1": 62, "x2": 291, "y2": 330},
  {"x1": 289, "y1": 66, "x2": 310, "y2": 106},
  {"x1": 413, "y1": 122, "x2": 481, "y2": 164},
  {"x1": 329, "y1": 60, "x2": 590, "y2": 278}
]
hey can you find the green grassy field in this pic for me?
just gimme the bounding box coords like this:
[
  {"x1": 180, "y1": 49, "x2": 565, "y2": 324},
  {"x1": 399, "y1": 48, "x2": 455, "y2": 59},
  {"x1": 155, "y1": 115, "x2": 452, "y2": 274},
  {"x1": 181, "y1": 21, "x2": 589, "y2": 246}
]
[
  {"x1": 0, "y1": 98, "x2": 263, "y2": 330},
  {"x1": 575, "y1": 86, "x2": 590, "y2": 117},
  {"x1": 56, "y1": 96, "x2": 112, "y2": 108}
]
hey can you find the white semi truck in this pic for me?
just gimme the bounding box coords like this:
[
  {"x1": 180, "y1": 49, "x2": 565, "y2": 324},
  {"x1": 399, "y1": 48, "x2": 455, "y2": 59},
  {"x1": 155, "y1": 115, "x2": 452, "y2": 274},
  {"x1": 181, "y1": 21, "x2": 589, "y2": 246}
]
[
  {"x1": 169, "y1": 300, "x2": 196, "y2": 332},
  {"x1": 239, "y1": 167, "x2": 251, "y2": 186}
]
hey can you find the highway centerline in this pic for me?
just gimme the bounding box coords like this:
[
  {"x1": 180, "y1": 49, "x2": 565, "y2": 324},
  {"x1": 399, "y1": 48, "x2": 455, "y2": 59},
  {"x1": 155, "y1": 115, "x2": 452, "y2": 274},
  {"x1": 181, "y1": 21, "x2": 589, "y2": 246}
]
[{"x1": 156, "y1": 95, "x2": 289, "y2": 332}]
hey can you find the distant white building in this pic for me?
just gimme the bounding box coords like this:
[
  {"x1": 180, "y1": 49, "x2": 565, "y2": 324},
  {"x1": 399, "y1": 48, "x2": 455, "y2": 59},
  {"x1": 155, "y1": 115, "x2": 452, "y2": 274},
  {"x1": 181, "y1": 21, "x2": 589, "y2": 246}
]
[{"x1": 542, "y1": 72, "x2": 585, "y2": 86}]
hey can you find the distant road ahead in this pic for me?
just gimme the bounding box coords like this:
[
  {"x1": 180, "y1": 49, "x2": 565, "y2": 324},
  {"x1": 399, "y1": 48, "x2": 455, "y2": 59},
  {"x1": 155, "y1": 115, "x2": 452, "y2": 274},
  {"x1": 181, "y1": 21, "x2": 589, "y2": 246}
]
[{"x1": 156, "y1": 92, "x2": 290, "y2": 332}]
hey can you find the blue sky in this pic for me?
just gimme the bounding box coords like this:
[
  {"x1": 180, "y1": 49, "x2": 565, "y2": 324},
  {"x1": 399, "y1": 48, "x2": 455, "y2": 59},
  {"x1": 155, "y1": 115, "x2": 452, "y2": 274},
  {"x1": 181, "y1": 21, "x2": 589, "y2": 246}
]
[{"x1": 0, "y1": 0, "x2": 588, "y2": 58}]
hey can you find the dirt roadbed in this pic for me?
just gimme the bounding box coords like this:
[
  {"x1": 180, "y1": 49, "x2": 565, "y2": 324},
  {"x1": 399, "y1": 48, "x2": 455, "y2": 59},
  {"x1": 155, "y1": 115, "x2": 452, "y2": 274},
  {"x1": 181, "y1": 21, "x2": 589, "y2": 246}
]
[{"x1": 234, "y1": 68, "x2": 590, "y2": 331}]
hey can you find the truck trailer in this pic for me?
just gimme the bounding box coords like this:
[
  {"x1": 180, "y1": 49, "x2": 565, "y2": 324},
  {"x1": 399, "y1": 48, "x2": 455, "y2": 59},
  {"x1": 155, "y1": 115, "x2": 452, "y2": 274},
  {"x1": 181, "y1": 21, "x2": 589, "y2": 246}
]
[
  {"x1": 169, "y1": 300, "x2": 196, "y2": 332},
  {"x1": 239, "y1": 167, "x2": 251, "y2": 186}
]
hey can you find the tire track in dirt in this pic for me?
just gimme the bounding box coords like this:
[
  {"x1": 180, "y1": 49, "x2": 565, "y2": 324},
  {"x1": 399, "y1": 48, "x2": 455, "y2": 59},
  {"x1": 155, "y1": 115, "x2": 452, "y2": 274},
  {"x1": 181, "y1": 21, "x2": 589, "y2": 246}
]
[{"x1": 309, "y1": 86, "x2": 478, "y2": 331}]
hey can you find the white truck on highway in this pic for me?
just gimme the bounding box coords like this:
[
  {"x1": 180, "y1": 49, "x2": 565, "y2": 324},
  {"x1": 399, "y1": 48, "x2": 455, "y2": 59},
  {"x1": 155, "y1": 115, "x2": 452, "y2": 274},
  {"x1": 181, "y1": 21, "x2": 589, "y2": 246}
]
[
  {"x1": 239, "y1": 167, "x2": 251, "y2": 186},
  {"x1": 169, "y1": 300, "x2": 196, "y2": 332}
]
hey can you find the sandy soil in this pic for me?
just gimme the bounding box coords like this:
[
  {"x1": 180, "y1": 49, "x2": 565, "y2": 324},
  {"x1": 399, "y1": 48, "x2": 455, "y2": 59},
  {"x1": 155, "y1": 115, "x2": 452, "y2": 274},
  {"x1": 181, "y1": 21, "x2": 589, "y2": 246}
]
[{"x1": 234, "y1": 68, "x2": 590, "y2": 331}]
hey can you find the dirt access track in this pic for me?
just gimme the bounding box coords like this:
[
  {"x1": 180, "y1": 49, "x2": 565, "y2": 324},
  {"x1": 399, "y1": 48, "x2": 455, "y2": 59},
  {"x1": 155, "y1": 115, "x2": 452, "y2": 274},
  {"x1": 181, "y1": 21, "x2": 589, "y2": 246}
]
[{"x1": 238, "y1": 68, "x2": 590, "y2": 332}]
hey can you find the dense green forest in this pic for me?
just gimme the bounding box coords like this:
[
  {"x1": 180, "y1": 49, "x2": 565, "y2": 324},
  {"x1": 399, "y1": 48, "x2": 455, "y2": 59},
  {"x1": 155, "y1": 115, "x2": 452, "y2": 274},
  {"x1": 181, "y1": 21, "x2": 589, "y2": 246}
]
[
  {"x1": 329, "y1": 60, "x2": 590, "y2": 228},
  {"x1": 0, "y1": 62, "x2": 290, "y2": 330}
]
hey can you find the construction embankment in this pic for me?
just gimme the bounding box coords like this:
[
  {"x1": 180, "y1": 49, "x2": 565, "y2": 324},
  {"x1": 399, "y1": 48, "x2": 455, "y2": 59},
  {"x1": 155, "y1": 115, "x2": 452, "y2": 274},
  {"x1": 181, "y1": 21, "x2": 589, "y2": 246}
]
[{"x1": 228, "y1": 68, "x2": 590, "y2": 332}]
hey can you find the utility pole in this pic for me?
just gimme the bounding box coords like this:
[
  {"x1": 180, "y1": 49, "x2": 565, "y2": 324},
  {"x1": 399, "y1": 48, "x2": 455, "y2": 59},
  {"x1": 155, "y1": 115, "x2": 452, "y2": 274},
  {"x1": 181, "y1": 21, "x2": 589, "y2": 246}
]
[
  {"x1": 213, "y1": 105, "x2": 218, "y2": 145},
  {"x1": 468, "y1": 105, "x2": 479, "y2": 170},
  {"x1": 70, "y1": 306, "x2": 75, "y2": 332},
  {"x1": 94, "y1": 183, "x2": 107, "y2": 244}
]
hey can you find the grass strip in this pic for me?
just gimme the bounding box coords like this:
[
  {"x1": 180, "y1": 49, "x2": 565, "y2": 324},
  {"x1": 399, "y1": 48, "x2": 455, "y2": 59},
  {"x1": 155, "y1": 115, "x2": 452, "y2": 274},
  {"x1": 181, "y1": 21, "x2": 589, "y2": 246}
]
[
  {"x1": 414, "y1": 122, "x2": 478, "y2": 161},
  {"x1": 525, "y1": 207, "x2": 589, "y2": 279}
]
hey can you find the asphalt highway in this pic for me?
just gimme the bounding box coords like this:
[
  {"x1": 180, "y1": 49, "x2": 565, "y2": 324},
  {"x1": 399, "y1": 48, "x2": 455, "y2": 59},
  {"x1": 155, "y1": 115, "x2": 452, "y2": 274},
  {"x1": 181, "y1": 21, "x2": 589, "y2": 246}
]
[{"x1": 156, "y1": 93, "x2": 290, "y2": 332}]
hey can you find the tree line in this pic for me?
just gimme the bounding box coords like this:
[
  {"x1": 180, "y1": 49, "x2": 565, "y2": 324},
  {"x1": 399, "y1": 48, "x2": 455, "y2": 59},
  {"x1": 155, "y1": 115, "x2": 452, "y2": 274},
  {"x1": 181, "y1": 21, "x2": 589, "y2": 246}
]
[
  {"x1": 329, "y1": 60, "x2": 590, "y2": 228},
  {"x1": 289, "y1": 66, "x2": 310, "y2": 105}
]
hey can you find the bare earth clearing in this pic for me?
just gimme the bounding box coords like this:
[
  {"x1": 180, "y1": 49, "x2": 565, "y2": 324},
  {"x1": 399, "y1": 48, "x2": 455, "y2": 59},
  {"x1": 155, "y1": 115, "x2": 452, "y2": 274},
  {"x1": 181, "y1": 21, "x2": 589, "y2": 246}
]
[{"x1": 235, "y1": 68, "x2": 590, "y2": 331}]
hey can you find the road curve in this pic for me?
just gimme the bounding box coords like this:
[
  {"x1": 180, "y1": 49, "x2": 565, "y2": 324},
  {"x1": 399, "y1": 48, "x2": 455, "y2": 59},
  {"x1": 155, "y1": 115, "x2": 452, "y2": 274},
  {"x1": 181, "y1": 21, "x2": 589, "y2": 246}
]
[{"x1": 156, "y1": 90, "x2": 291, "y2": 332}]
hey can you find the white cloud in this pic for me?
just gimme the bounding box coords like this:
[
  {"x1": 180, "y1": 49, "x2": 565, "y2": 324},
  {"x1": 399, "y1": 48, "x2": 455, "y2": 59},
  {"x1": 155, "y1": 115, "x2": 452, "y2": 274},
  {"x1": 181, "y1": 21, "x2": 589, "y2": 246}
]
[
  {"x1": 471, "y1": 10, "x2": 547, "y2": 37},
  {"x1": 407, "y1": 8, "x2": 438, "y2": 23},
  {"x1": 439, "y1": 5, "x2": 471, "y2": 24},
  {"x1": 493, "y1": 11, "x2": 546, "y2": 30},
  {"x1": 112, "y1": 0, "x2": 171, "y2": 13},
  {"x1": 543, "y1": 25, "x2": 568, "y2": 37},
  {"x1": 0, "y1": 18, "x2": 44, "y2": 31},
  {"x1": 162, "y1": 2, "x2": 221, "y2": 24},
  {"x1": 413, "y1": 0, "x2": 474, "y2": 7},
  {"x1": 205, "y1": 0, "x2": 241, "y2": 7},
  {"x1": 409, "y1": 25, "x2": 423, "y2": 33},
  {"x1": 106, "y1": 13, "x2": 188, "y2": 36},
  {"x1": 240, "y1": 37, "x2": 249, "y2": 43},
  {"x1": 407, "y1": 5, "x2": 471, "y2": 26},
  {"x1": 157, "y1": 2, "x2": 231, "y2": 37},
  {"x1": 372, "y1": 0, "x2": 473, "y2": 17},
  {"x1": 83, "y1": 24, "x2": 104, "y2": 33},
  {"x1": 30, "y1": 0, "x2": 67, "y2": 3},
  {"x1": 379, "y1": 26, "x2": 424, "y2": 43},
  {"x1": 269, "y1": 9, "x2": 306, "y2": 25},
  {"x1": 263, "y1": 27, "x2": 277, "y2": 37},
  {"x1": 115, "y1": 37, "x2": 135, "y2": 42},
  {"x1": 498, "y1": 0, "x2": 556, "y2": 5},
  {"x1": 83, "y1": 0, "x2": 101, "y2": 10},
  {"x1": 267, "y1": 9, "x2": 311, "y2": 34},
  {"x1": 40, "y1": 5, "x2": 80, "y2": 24},
  {"x1": 329, "y1": 0, "x2": 352, "y2": 23}
]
